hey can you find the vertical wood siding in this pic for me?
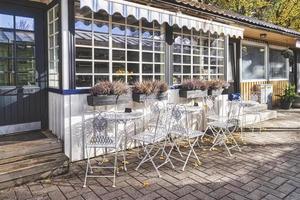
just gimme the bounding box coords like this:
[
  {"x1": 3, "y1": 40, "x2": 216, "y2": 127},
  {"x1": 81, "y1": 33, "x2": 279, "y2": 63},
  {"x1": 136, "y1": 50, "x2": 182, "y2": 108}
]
[{"x1": 240, "y1": 80, "x2": 289, "y2": 105}]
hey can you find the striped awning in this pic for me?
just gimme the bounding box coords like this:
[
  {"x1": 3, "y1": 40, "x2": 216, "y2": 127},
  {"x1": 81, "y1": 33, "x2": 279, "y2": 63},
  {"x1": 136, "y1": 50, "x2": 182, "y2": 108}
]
[{"x1": 80, "y1": 0, "x2": 244, "y2": 38}]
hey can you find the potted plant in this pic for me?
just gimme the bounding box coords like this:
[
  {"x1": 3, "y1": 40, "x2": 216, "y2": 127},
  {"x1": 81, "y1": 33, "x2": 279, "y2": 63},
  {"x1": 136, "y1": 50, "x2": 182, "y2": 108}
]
[
  {"x1": 207, "y1": 80, "x2": 230, "y2": 96},
  {"x1": 87, "y1": 81, "x2": 129, "y2": 106},
  {"x1": 179, "y1": 79, "x2": 208, "y2": 98},
  {"x1": 277, "y1": 84, "x2": 297, "y2": 109},
  {"x1": 132, "y1": 80, "x2": 168, "y2": 102}
]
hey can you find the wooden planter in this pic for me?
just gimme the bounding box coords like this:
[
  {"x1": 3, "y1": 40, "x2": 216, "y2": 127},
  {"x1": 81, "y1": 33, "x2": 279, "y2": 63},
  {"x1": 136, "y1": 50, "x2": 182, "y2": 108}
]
[
  {"x1": 132, "y1": 92, "x2": 168, "y2": 103},
  {"x1": 292, "y1": 96, "x2": 300, "y2": 108},
  {"x1": 179, "y1": 89, "x2": 207, "y2": 99},
  {"x1": 87, "y1": 95, "x2": 130, "y2": 106},
  {"x1": 208, "y1": 88, "x2": 224, "y2": 96}
]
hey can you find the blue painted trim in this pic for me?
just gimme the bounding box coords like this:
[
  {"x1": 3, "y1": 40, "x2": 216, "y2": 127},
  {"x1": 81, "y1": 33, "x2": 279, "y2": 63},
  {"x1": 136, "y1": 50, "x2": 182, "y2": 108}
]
[{"x1": 48, "y1": 88, "x2": 90, "y2": 95}]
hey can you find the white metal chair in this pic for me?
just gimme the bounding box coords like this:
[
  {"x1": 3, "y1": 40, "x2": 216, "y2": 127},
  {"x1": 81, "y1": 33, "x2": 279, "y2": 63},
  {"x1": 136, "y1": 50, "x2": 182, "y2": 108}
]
[
  {"x1": 168, "y1": 104, "x2": 205, "y2": 171},
  {"x1": 83, "y1": 112, "x2": 123, "y2": 188},
  {"x1": 201, "y1": 96, "x2": 220, "y2": 141},
  {"x1": 131, "y1": 102, "x2": 174, "y2": 177},
  {"x1": 208, "y1": 100, "x2": 242, "y2": 156}
]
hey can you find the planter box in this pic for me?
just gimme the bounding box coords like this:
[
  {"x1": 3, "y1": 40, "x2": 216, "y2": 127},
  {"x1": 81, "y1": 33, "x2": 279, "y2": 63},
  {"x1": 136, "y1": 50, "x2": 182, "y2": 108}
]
[
  {"x1": 208, "y1": 88, "x2": 224, "y2": 96},
  {"x1": 179, "y1": 89, "x2": 207, "y2": 99},
  {"x1": 132, "y1": 92, "x2": 168, "y2": 103},
  {"x1": 292, "y1": 96, "x2": 300, "y2": 108},
  {"x1": 281, "y1": 100, "x2": 292, "y2": 109},
  {"x1": 87, "y1": 95, "x2": 130, "y2": 106}
]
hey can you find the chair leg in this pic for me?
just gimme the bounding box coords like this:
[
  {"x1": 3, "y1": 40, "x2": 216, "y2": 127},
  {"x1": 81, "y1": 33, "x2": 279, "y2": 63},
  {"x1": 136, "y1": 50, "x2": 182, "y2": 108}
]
[
  {"x1": 83, "y1": 147, "x2": 90, "y2": 188},
  {"x1": 122, "y1": 145, "x2": 127, "y2": 171},
  {"x1": 113, "y1": 148, "x2": 118, "y2": 187},
  {"x1": 191, "y1": 138, "x2": 201, "y2": 165},
  {"x1": 182, "y1": 144, "x2": 193, "y2": 171},
  {"x1": 182, "y1": 138, "x2": 200, "y2": 171}
]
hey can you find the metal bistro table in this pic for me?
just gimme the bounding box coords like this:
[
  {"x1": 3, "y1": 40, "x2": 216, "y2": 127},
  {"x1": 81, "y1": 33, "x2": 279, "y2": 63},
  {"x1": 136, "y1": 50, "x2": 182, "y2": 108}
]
[
  {"x1": 180, "y1": 104, "x2": 203, "y2": 130},
  {"x1": 101, "y1": 110, "x2": 144, "y2": 171}
]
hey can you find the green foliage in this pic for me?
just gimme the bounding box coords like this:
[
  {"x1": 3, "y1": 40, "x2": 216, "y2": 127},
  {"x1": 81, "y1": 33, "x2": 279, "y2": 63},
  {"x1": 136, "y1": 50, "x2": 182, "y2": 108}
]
[
  {"x1": 277, "y1": 84, "x2": 298, "y2": 103},
  {"x1": 203, "y1": 0, "x2": 300, "y2": 31}
]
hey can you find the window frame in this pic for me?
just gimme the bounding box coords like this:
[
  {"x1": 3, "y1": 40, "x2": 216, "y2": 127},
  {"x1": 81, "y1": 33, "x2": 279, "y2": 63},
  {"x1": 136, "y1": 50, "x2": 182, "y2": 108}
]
[
  {"x1": 0, "y1": 13, "x2": 36, "y2": 87},
  {"x1": 268, "y1": 44, "x2": 289, "y2": 81},
  {"x1": 47, "y1": 3, "x2": 61, "y2": 89},
  {"x1": 74, "y1": 6, "x2": 166, "y2": 89},
  {"x1": 240, "y1": 40, "x2": 268, "y2": 82},
  {"x1": 171, "y1": 27, "x2": 225, "y2": 84}
]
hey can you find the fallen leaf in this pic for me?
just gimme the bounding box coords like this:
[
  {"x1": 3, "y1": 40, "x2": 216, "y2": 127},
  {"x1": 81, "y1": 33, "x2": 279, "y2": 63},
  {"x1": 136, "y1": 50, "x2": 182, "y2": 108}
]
[{"x1": 143, "y1": 181, "x2": 150, "y2": 188}]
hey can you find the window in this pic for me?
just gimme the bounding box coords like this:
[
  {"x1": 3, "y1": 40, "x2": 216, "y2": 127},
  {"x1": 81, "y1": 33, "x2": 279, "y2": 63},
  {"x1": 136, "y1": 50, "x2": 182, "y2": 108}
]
[
  {"x1": 269, "y1": 48, "x2": 288, "y2": 79},
  {"x1": 74, "y1": 2, "x2": 165, "y2": 88},
  {"x1": 242, "y1": 43, "x2": 266, "y2": 80},
  {"x1": 48, "y1": 5, "x2": 60, "y2": 88},
  {"x1": 0, "y1": 13, "x2": 35, "y2": 86},
  {"x1": 172, "y1": 26, "x2": 224, "y2": 84}
]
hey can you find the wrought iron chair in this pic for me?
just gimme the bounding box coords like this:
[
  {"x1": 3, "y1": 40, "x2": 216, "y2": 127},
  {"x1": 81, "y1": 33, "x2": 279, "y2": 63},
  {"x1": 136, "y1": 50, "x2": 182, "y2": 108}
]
[
  {"x1": 201, "y1": 96, "x2": 220, "y2": 141},
  {"x1": 168, "y1": 104, "x2": 205, "y2": 171},
  {"x1": 131, "y1": 102, "x2": 174, "y2": 177},
  {"x1": 208, "y1": 100, "x2": 242, "y2": 156},
  {"x1": 83, "y1": 112, "x2": 123, "y2": 188}
]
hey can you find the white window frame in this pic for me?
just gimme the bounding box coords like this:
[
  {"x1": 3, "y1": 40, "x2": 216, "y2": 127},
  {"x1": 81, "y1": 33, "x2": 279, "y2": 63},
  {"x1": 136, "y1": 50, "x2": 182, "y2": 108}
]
[
  {"x1": 269, "y1": 44, "x2": 289, "y2": 81},
  {"x1": 240, "y1": 40, "x2": 268, "y2": 82},
  {"x1": 74, "y1": 8, "x2": 166, "y2": 88},
  {"x1": 48, "y1": 4, "x2": 60, "y2": 88},
  {"x1": 172, "y1": 28, "x2": 225, "y2": 84}
]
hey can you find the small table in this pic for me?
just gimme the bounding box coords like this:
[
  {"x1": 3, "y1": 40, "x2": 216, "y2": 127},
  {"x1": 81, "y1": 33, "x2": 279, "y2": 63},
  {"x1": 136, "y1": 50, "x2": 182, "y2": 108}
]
[
  {"x1": 101, "y1": 111, "x2": 144, "y2": 170},
  {"x1": 178, "y1": 104, "x2": 203, "y2": 130}
]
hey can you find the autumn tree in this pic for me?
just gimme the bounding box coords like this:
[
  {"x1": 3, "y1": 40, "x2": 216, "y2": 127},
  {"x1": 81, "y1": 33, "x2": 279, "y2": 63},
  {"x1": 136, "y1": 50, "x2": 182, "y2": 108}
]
[{"x1": 203, "y1": 0, "x2": 300, "y2": 31}]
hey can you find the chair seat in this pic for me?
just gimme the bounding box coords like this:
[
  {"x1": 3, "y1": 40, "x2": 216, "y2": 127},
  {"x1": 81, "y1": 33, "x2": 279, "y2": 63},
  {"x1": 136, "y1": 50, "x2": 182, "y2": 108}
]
[
  {"x1": 131, "y1": 131, "x2": 165, "y2": 144},
  {"x1": 207, "y1": 120, "x2": 237, "y2": 129},
  {"x1": 86, "y1": 136, "x2": 119, "y2": 148},
  {"x1": 170, "y1": 125, "x2": 204, "y2": 139}
]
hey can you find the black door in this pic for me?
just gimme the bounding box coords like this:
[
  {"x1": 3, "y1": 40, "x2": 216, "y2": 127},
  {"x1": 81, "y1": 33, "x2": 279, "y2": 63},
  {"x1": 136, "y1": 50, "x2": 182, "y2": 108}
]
[
  {"x1": 0, "y1": 1, "x2": 47, "y2": 132},
  {"x1": 228, "y1": 39, "x2": 241, "y2": 93}
]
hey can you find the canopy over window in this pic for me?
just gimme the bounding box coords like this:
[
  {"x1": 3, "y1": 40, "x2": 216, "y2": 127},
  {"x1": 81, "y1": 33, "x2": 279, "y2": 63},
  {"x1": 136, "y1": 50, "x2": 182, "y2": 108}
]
[{"x1": 80, "y1": 0, "x2": 244, "y2": 38}]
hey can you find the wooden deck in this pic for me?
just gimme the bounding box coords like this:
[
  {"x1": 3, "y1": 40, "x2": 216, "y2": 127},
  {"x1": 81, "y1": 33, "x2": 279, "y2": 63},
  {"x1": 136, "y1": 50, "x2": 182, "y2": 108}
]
[{"x1": 0, "y1": 131, "x2": 69, "y2": 190}]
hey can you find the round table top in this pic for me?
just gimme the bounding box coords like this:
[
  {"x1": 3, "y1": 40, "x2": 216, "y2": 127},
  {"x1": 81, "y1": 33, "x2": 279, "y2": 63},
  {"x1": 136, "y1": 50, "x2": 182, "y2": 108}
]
[
  {"x1": 101, "y1": 111, "x2": 144, "y2": 122},
  {"x1": 178, "y1": 104, "x2": 203, "y2": 113},
  {"x1": 242, "y1": 100, "x2": 259, "y2": 107}
]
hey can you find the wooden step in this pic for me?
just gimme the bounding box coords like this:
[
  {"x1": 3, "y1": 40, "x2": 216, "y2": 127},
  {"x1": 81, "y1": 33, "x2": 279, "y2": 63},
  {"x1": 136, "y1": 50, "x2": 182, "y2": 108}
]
[
  {"x1": 0, "y1": 138, "x2": 62, "y2": 160},
  {"x1": 0, "y1": 153, "x2": 68, "y2": 190},
  {"x1": 0, "y1": 134, "x2": 69, "y2": 190}
]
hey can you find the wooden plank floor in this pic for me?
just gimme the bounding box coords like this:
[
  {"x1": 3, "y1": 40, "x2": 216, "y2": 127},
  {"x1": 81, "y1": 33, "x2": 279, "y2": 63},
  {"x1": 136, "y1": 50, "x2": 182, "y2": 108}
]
[{"x1": 0, "y1": 131, "x2": 69, "y2": 190}]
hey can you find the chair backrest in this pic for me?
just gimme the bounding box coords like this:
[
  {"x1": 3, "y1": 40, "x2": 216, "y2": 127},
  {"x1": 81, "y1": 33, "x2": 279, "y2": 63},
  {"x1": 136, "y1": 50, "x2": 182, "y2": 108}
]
[
  {"x1": 150, "y1": 102, "x2": 170, "y2": 141},
  {"x1": 203, "y1": 96, "x2": 217, "y2": 116},
  {"x1": 226, "y1": 100, "x2": 242, "y2": 130},
  {"x1": 169, "y1": 104, "x2": 189, "y2": 135},
  {"x1": 84, "y1": 112, "x2": 117, "y2": 147}
]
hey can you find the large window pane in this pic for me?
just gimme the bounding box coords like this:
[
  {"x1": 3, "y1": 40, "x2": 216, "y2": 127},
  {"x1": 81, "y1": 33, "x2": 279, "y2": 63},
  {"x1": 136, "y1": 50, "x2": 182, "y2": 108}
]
[
  {"x1": 76, "y1": 31, "x2": 92, "y2": 46},
  {"x1": 16, "y1": 16, "x2": 34, "y2": 31},
  {"x1": 127, "y1": 63, "x2": 139, "y2": 73},
  {"x1": 16, "y1": 43, "x2": 35, "y2": 58},
  {"x1": 127, "y1": 51, "x2": 139, "y2": 62},
  {"x1": 76, "y1": 47, "x2": 92, "y2": 59},
  {"x1": 94, "y1": 49, "x2": 109, "y2": 60},
  {"x1": 0, "y1": 14, "x2": 13, "y2": 29},
  {"x1": 0, "y1": 44, "x2": 13, "y2": 57},
  {"x1": 76, "y1": 61, "x2": 92, "y2": 73},
  {"x1": 76, "y1": 75, "x2": 92, "y2": 87},
  {"x1": 270, "y1": 49, "x2": 288, "y2": 79},
  {"x1": 75, "y1": 19, "x2": 92, "y2": 31},
  {"x1": 95, "y1": 62, "x2": 109, "y2": 73},
  {"x1": 242, "y1": 45, "x2": 265, "y2": 80},
  {"x1": 93, "y1": 21, "x2": 109, "y2": 33}
]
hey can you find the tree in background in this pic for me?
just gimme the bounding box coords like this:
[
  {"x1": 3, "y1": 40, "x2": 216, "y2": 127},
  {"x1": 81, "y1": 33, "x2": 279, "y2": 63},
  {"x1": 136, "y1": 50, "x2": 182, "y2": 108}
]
[{"x1": 202, "y1": 0, "x2": 300, "y2": 31}]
